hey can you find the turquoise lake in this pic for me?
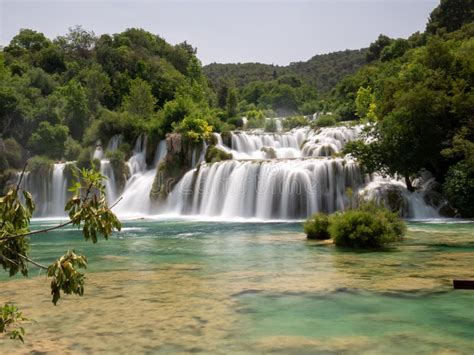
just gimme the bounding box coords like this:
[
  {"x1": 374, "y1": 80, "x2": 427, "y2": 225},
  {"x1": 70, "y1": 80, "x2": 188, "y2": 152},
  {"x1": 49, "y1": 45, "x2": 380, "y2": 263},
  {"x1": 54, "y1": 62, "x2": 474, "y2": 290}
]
[{"x1": 1, "y1": 219, "x2": 473, "y2": 353}]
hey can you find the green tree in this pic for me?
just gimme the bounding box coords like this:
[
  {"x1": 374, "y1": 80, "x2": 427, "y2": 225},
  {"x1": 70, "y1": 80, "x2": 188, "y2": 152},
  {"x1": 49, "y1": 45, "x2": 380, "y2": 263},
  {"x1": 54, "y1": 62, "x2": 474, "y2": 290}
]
[
  {"x1": 4, "y1": 29, "x2": 50, "y2": 56},
  {"x1": 0, "y1": 87, "x2": 19, "y2": 137},
  {"x1": 380, "y1": 39, "x2": 410, "y2": 62},
  {"x1": 61, "y1": 80, "x2": 90, "y2": 140},
  {"x1": 226, "y1": 87, "x2": 238, "y2": 118},
  {"x1": 426, "y1": 0, "x2": 474, "y2": 34},
  {"x1": 80, "y1": 64, "x2": 112, "y2": 113},
  {"x1": 366, "y1": 34, "x2": 393, "y2": 62},
  {"x1": 28, "y1": 122, "x2": 69, "y2": 159},
  {"x1": 121, "y1": 78, "x2": 157, "y2": 118},
  {"x1": 355, "y1": 86, "x2": 377, "y2": 121},
  {"x1": 55, "y1": 25, "x2": 96, "y2": 59}
]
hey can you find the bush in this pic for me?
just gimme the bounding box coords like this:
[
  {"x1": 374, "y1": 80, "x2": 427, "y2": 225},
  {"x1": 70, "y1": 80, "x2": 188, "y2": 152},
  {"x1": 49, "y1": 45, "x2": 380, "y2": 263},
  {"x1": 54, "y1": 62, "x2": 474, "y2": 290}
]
[
  {"x1": 246, "y1": 109, "x2": 265, "y2": 129},
  {"x1": 3, "y1": 138, "x2": 23, "y2": 169},
  {"x1": 228, "y1": 117, "x2": 244, "y2": 128},
  {"x1": 443, "y1": 161, "x2": 474, "y2": 217},
  {"x1": 329, "y1": 203, "x2": 406, "y2": 248},
  {"x1": 28, "y1": 122, "x2": 69, "y2": 159},
  {"x1": 283, "y1": 115, "x2": 310, "y2": 130},
  {"x1": 303, "y1": 213, "x2": 331, "y2": 240},
  {"x1": 83, "y1": 110, "x2": 146, "y2": 147},
  {"x1": 64, "y1": 136, "x2": 82, "y2": 161},
  {"x1": 173, "y1": 113, "x2": 213, "y2": 144},
  {"x1": 312, "y1": 115, "x2": 337, "y2": 128},
  {"x1": 265, "y1": 118, "x2": 278, "y2": 132},
  {"x1": 27, "y1": 156, "x2": 53, "y2": 176},
  {"x1": 76, "y1": 147, "x2": 94, "y2": 170}
]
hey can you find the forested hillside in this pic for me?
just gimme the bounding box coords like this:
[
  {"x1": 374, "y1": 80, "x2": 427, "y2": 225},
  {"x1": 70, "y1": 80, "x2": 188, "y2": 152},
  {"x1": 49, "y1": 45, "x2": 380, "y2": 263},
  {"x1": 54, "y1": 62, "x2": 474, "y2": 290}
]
[
  {"x1": 0, "y1": 27, "x2": 219, "y2": 173},
  {"x1": 203, "y1": 48, "x2": 367, "y2": 94}
]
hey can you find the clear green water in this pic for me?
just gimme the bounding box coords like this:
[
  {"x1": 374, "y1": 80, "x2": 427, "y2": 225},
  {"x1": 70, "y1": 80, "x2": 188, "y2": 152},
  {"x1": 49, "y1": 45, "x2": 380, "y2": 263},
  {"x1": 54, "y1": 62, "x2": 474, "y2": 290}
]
[{"x1": 1, "y1": 219, "x2": 473, "y2": 353}]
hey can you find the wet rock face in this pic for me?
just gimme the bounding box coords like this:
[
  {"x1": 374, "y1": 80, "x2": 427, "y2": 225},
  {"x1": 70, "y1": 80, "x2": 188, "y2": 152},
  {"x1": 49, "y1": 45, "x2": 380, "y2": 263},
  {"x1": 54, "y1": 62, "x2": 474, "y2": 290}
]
[
  {"x1": 220, "y1": 131, "x2": 232, "y2": 148},
  {"x1": 384, "y1": 187, "x2": 408, "y2": 215},
  {"x1": 423, "y1": 190, "x2": 456, "y2": 217},
  {"x1": 150, "y1": 133, "x2": 202, "y2": 201},
  {"x1": 167, "y1": 133, "x2": 183, "y2": 156}
]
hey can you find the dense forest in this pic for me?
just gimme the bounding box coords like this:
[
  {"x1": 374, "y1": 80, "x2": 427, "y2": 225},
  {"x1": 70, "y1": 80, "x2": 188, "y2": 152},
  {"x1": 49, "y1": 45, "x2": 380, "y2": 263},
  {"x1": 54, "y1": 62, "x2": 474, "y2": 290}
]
[
  {"x1": 0, "y1": 0, "x2": 473, "y2": 216},
  {"x1": 204, "y1": 48, "x2": 368, "y2": 94}
]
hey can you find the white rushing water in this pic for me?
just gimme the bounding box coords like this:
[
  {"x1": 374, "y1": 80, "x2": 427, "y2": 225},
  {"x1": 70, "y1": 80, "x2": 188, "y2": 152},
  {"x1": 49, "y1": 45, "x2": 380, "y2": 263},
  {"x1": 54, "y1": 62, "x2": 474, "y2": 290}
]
[
  {"x1": 24, "y1": 124, "x2": 442, "y2": 220},
  {"x1": 23, "y1": 162, "x2": 69, "y2": 217},
  {"x1": 165, "y1": 125, "x2": 441, "y2": 220},
  {"x1": 167, "y1": 158, "x2": 363, "y2": 219}
]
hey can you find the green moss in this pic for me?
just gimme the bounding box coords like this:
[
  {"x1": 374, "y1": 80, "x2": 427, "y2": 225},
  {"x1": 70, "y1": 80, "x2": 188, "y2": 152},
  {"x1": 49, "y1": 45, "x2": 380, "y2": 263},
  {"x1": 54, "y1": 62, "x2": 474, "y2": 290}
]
[
  {"x1": 106, "y1": 150, "x2": 129, "y2": 192},
  {"x1": 205, "y1": 146, "x2": 232, "y2": 163},
  {"x1": 150, "y1": 158, "x2": 187, "y2": 201}
]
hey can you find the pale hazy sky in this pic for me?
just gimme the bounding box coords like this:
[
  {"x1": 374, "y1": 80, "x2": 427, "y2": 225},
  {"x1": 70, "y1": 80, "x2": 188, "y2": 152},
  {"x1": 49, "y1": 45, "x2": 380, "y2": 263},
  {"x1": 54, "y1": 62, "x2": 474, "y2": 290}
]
[{"x1": 0, "y1": 0, "x2": 439, "y2": 65}]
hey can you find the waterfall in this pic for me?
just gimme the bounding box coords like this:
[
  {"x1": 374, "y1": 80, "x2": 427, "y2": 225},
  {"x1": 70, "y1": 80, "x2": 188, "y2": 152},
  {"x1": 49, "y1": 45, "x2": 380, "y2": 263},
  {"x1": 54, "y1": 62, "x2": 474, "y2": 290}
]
[
  {"x1": 107, "y1": 135, "x2": 122, "y2": 151},
  {"x1": 152, "y1": 139, "x2": 166, "y2": 168},
  {"x1": 165, "y1": 125, "x2": 441, "y2": 220},
  {"x1": 22, "y1": 163, "x2": 69, "y2": 217},
  {"x1": 127, "y1": 134, "x2": 147, "y2": 175},
  {"x1": 51, "y1": 163, "x2": 68, "y2": 216},
  {"x1": 113, "y1": 135, "x2": 159, "y2": 216},
  {"x1": 167, "y1": 158, "x2": 364, "y2": 219},
  {"x1": 20, "y1": 124, "x2": 442, "y2": 220},
  {"x1": 100, "y1": 160, "x2": 117, "y2": 204}
]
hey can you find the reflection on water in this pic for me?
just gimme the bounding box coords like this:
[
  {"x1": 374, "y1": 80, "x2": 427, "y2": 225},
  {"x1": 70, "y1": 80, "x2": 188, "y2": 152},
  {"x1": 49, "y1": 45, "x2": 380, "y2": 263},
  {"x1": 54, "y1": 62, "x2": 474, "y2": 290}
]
[{"x1": 1, "y1": 220, "x2": 473, "y2": 353}]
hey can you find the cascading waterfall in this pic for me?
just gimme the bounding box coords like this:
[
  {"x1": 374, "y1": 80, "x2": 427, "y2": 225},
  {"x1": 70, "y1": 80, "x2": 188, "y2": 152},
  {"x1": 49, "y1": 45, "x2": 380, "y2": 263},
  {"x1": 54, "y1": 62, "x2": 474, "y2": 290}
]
[
  {"x1": 100, "y1": 160, "x2": 118, "y2": 204},
  {"x1": 113, "y1": 135, "x2": 159, "y2": 216},
  {"x1": 22, "y1": 163, "x2": 69, "y2": 217},
  {"x1": 165, "y1": 125, "x2": 441, "y2": 219},
  {"x1": 152, "y1": 139, "x2": 167, "y2": 167},
  {"x1": 226, "y1": 129, "x2": 307, "y2": 159},
  {"x1": 168, "y1": 158, "x2": 364, "y2": 219},
  {"x1": 51, "y1": 163, "x2": 68, "y2": 216},
  {"x1": 22, "y1": 123, "x2": 442, "y2": 220}
]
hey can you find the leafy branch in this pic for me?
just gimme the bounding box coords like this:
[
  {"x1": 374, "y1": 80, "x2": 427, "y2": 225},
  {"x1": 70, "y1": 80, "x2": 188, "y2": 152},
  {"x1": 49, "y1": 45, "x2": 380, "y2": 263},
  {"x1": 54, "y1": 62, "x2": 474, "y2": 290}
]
[{"x1": 0, "y1": 166, "x2": 122, "y2": 340}]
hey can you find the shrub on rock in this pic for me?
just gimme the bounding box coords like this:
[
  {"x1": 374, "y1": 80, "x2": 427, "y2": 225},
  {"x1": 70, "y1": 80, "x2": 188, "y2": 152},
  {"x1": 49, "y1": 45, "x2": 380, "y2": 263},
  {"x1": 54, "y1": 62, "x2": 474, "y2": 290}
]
[
  {"x1": 329, "y1": 203, "x2": 406, "y2": 248},
  {"x1": 303, "y1": 213, "x2": 331, "y2": 240}
]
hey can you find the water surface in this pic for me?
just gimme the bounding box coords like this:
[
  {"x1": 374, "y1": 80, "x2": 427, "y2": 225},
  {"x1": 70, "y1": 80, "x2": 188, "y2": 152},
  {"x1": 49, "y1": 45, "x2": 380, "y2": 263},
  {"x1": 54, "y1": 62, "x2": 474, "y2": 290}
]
[{"x1": 1, "y1": 220, "x2": 473, "y2": 353}]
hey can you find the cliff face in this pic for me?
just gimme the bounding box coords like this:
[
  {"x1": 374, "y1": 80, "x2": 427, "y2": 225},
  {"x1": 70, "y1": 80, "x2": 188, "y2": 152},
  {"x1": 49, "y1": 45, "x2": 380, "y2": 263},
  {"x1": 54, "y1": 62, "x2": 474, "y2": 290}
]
[{"x1": 150, "y1": 133, "x2": 203, "y2": 202}]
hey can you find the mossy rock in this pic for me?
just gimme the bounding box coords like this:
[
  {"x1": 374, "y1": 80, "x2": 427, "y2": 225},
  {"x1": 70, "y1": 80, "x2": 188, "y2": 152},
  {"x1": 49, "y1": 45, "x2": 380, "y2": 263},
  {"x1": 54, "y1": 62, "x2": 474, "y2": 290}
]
[
  {"x1": 205, "y1": 146, "x2": 232, "y2": 164},
  {"x1": 220, "y1": 131, "x2": 232, "y2": 147},
  {"x1": 260, "y1": 146, "x2": 277, "y2": 159},
  {"x1": 384, "y1": 188, "x2": 408, "y2": 215},
  {"x1": 27, "y1": 156, "x2": 54, "y2": 176},
  {"x1": 106, "y1": 150, "x2": 130, "y2": 193}
]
